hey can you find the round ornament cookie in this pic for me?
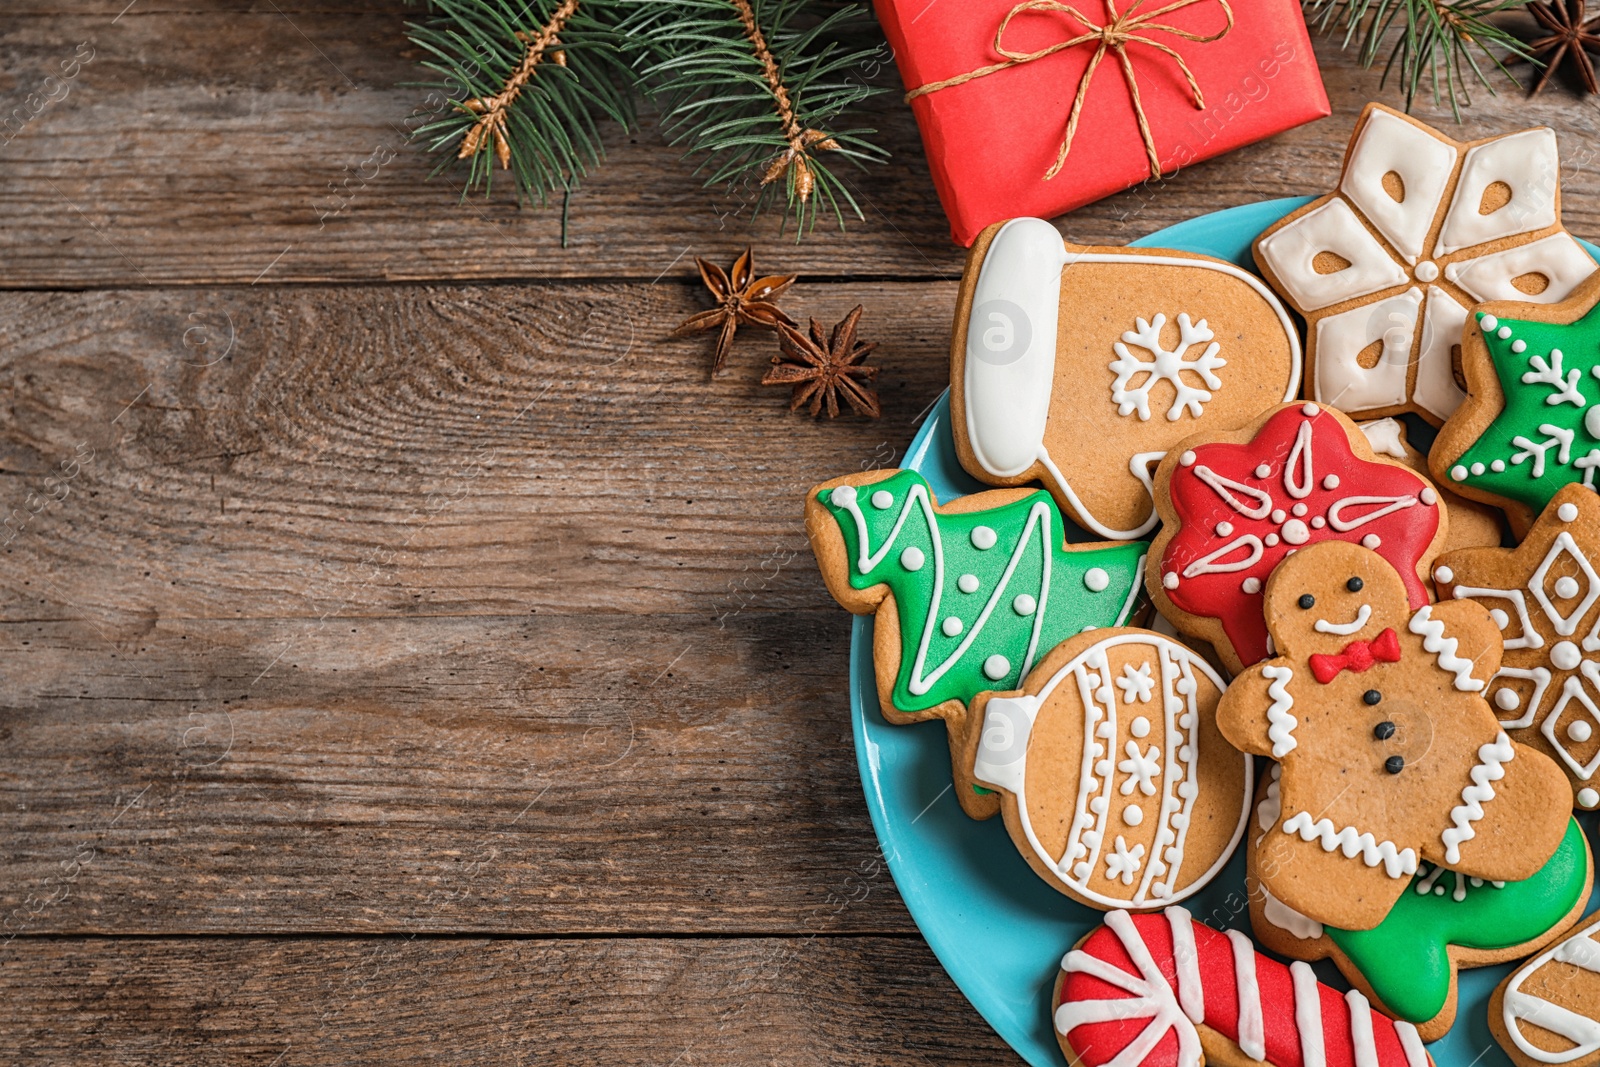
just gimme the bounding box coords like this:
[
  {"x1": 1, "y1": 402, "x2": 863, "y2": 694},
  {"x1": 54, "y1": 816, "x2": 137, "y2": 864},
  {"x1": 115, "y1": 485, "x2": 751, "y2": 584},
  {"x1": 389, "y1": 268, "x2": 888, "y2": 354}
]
[
  {"x1": 968, "y1": 627, "x2": 1251, "y2": 910},
  {"x1": 1435, "y1": 483, "x2": 1600, "y2": 810},
  {"x1": 1217, "y1": 540, "x2": 1573, "y2": 932},
  {"x1": 1247, "y1": 765, "x2": 1591, "y2": 1041},
  {"x1": 950, "y1": 216, "x2": 1301, "y2": 540},
  {"x1": 1149, "y1": 401, "x2": 1447, "y2": 674},
  {"x1": 806, "y1": 468, "x2": 1147, "y2": 820},
  {"x1": 1054, "y1": 907, "x2": 1436, "y2": 1067},
  {"x1": 1253, "y1": 102, "x2": 1595, "y2": 425},
  {"x1": 1432, "y1": 278, "x2": 1600, "y2": 535},
  {"x1": 1493, "y1": 910, "x2": 1600, "y2": 1067}
]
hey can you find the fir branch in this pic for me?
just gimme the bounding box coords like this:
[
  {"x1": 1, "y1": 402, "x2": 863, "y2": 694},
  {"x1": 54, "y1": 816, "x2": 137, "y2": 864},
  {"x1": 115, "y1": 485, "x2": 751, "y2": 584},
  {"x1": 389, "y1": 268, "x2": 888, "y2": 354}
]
[
  {"x1": 1303, "y1": 0, "x2": 1538, "y2": 118},
  {"x1": 406, "y1": 0, "x2": 638, "y2": 204},
  {"x1": 629, "y1": 0, "x2": 891, "y2": 236}
]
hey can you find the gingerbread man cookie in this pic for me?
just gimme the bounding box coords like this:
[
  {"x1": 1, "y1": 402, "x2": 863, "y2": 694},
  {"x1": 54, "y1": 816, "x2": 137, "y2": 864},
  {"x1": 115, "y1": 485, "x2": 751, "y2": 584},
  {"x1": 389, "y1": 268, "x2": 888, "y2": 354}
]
[
  {"x1": 951, "y1": 216, "x2": 1302, "y2": 540},
  {"x1": 1149, "y1": 402, "x2": 1448, "y2": 674},
  {"x1": 1216, "y1": 540, "x2": 1571, "y2": 932},
  {"x1": 806, "y1": 468, "x2": 1147, "y2": 819},
  {"x1": 967, "y1": 628, "x2": 1252, "y2": 910},
  {"x1": 1254, "y1": 103, "x2": 1595, "y2": 425},
  {"x1": 1248, "y1": 765, "x2": 1591, "y2": 1041},
  {"x1": 1435, "y1": 484, "x2": 1600, "y2": 811}
]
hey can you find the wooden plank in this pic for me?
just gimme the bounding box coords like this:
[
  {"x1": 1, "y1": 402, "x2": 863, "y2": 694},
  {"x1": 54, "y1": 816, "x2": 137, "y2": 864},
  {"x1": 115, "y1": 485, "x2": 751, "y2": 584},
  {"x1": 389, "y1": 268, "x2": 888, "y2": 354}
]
[
  {"x1": 0, "y1": 935, "x2": 1022, "y2": 1065},
  {"x1": 6, "y1": 5, "x2": 1597, "y2": 285},
  {"x1": 0, "y1": 611, "x2": 979, "y2": 935},
  {"x1": 0, "y1": 280, "x2": 951, "y2": 622}
]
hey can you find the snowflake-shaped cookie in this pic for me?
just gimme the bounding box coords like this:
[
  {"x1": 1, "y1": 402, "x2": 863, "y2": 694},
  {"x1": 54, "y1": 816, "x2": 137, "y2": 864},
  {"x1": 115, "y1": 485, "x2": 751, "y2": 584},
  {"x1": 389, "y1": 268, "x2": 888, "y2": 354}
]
[
  {"x1": 1437, "y1": 485, "x2": 1600, "y2": 811},
  {"x1": 1109, "y1": 313, "x2": 1226, "y2": 421},
  {"x1": 1434, "y1": 288, "x2": 1600, "y2": 530},
  {"x1": 1255, "y1": 103, "x2": 1596, "y2": 425},
  {"x1": 1152, "y1": 402, "x2": 1444, "y2": 672}
]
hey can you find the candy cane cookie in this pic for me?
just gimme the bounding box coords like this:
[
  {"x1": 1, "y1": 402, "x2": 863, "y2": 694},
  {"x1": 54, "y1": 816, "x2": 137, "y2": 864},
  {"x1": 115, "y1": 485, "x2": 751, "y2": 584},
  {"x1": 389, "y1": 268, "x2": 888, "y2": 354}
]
[
  {"x1": 1492, "y1": 913, "x2": 1600, "y2": 1067},
  {"x1": 1054, "y1": 907, "x2": 1433, "y2": 1067}
]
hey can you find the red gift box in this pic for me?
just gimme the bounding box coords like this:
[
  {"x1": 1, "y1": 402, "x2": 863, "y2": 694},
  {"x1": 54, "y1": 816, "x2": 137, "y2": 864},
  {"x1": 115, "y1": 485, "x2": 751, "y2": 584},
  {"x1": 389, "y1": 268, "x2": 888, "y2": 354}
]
[{"x1": 876, "y1": 0, "x2": 1330, "y2": 245}]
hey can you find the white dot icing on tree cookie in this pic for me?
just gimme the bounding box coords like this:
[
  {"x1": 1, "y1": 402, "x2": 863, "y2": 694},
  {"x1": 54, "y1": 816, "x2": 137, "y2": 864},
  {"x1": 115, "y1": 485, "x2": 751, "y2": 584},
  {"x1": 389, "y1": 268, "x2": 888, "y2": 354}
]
[
  {"x1": 871, "y1": 489, "x2": 894, "y2": 509},
  {"x1": 971, "y1": 525, "x2": 997, "y2": 550},
  {"x1": 942, "y1": 617, "x2": 963, "y2": 637},
  {"x1": 1013, "y1": 593, "x2": 1037, "y2": 616},
  {"x1": 983, "y1": 654, "x2": 1010, "y2": 680},
  {"x1": 958, "y1": 573, "x2": 980, "y2": 594},
  {"x1": 1085, "y1": 567, "x2": 1110, "y2": 592},
  {"x1": 900, "y1": 546, "x2": 924, "y2": 571}
]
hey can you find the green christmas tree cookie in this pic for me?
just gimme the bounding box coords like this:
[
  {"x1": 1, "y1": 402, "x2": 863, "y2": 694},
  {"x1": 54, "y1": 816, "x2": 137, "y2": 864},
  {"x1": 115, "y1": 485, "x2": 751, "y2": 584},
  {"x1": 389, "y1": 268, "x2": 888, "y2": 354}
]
[
  {"x1": 806, "y1": 468, "x2": 1147, "y2": 819},
  {"x1": 1434, "y1": 274, "x2": 1600, "y2": 531}
]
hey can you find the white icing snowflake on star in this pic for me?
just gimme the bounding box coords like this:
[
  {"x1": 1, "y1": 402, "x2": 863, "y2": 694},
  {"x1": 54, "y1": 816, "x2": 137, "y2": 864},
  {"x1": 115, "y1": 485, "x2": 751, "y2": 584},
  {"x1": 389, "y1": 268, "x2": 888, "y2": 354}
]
[
  {"x1": 1256, "y1": 105, "x2": 1596, "y2": 422},
  {"x1": 1116, "y1": 662, "x2": 1156, "y2": 704},
  {"x1": 1103, "y1": 834, "x2": 1146, "y2": 884},
  {"x1": 1118, "y1": 740, "x2": 1162, "y2": 796},
  {"x1": 1109, "y1": 313, "x2": 1227, "y2": 422}
]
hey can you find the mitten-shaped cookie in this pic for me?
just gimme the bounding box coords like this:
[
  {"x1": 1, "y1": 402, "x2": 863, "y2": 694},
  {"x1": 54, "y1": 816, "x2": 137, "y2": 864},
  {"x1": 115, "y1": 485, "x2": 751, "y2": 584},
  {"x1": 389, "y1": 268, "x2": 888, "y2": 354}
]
[{"x1": 1217, "y1": 541, "x2": 1572, "y2": 931}]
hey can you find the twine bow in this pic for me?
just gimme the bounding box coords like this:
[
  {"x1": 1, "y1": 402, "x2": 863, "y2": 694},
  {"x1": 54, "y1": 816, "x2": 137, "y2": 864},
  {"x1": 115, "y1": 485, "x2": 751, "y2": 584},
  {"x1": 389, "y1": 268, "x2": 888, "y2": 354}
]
[{"x1": 906, "y1": 0, "x2": 1233, "y2": 181}]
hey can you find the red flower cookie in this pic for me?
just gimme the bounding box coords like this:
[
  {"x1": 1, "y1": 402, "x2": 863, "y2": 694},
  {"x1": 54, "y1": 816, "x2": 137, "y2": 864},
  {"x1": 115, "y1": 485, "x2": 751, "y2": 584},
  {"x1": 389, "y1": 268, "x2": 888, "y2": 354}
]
[{"x1": 1149, "y1": 402, "x2": 1448, "y2": 673}]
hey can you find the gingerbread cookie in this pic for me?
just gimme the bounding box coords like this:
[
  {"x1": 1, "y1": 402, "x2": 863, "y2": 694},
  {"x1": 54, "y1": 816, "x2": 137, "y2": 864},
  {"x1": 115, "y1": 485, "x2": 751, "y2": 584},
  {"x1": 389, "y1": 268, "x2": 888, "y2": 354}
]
[
  {"x1": 1358, "y1": 417, "x2": 1505, "y2": 572},
  {"x1": 967, "y1": 628, "x2": 1251, "y2": 909},
  {"x1": 1435, "y1": 483, "x2": 1600, "y2": 810},
  {"x1": 1149, "y1": 402, "x2": 1447, "y2": 674},
  {"x1": 1215, "y1": 540, "x2": 1572, "y2": 931},
  {"x1": 1493, "y1": 911, "x2": 1600, "y2": 1067},
  {"x1": 1432, "y1": 276, "x2": 1600, "y2": 534},
  {"x1": 1254, "y1": 103, "x2": 1596, "y2": 425},
  {"x1": 807, "y1": 469, "x2": 1146, "y2": 819},
  {"x1": 1054, "y1": 906, "x2": 1435, "y2": 1067},
  {"x1": 1248, "y1": 765, "x2": 1591, "y2": 1041},
  {"x1": 950, "y1": 216, "x2": 1301, "y2": 540}
]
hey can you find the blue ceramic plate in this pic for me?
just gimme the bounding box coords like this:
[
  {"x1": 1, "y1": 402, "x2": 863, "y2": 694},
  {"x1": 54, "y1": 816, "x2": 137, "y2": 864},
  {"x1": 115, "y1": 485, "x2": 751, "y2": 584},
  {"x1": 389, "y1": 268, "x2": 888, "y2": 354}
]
[{"x1": 849, "y1": 197, "x2": 1600, "y2": 1067}]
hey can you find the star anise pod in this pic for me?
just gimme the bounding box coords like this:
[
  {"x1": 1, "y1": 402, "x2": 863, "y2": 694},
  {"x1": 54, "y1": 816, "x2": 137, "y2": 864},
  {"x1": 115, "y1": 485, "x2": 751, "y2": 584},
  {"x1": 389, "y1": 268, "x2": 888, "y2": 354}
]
[
  {"x1": 671, "y1": 247, "x2": 796, "y2": 378},
  {"x1": 1526, "y1": 0, "x2": 1600, "y2": 95},
  {"x1": 762, "y1": 305, "x2": 881, "y2": 419}
]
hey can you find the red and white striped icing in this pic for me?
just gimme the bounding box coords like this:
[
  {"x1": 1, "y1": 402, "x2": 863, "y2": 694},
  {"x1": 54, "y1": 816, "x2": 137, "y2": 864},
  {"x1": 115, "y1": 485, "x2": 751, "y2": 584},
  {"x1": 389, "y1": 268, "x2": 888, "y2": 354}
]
[{"x1": 1055, "y1": 908, "x2": 1432, "y2": 1067}]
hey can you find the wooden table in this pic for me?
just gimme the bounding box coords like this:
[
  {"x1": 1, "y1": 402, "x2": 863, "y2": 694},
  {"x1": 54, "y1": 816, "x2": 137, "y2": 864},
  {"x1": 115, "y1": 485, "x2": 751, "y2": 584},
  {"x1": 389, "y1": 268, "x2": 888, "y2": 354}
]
[{"x1": 3, "y1": 4, "x2": 1598, "y2": 1061}]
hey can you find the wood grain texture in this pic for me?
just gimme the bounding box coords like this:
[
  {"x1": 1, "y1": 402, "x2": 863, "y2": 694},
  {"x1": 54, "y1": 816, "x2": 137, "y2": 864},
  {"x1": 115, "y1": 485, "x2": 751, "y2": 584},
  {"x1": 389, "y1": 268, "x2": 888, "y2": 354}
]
[
  {"x1": 0, "y1": 281, "x2": 951, "y2": 622},
  {"x1": 0, "y1": 610, "x2": 973, "y2": 935},
  {"x1": 0, "y1": 936, "x2": 1020, "y2": 1065},
  {"x1": 4, "y1": 2, "x2": 1598, "y2": 287}
]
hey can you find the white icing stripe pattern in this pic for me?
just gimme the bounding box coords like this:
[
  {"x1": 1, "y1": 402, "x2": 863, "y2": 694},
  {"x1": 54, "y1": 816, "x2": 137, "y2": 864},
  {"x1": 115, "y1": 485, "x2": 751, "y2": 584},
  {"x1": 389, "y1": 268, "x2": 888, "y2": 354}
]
[
  {"x1": 1440, "y1": 730, "x2": 1514, "y2": 864},
  {"x1": 1291, "y1": 961, "x2": 1327, "y2": 1067},
  {"x1": 1396, "y1": 1023, "x2": 1428, "y2": 1067},
  {"x1": 1408, "y1": 605, "x2": 1487, "y2": 693},
  {"x1": 1503, "y1": 918, "x2": 1600, "y2": 1065},
  {"x1": 1056, "y1": 910, "x2": 1203, "y2": 1067},
  {"x1": 1226, "y1": 928, "x2": 1266, "y2": 1062},
  {"x1": 833, "y1": 481, "x2": 1052, "y2": 694},
  {"x1": 1263, "y1": 665, "x2": 1297, "y2": 758},
  {"x1": 1167, "y1": 907, "x2": 1205, "y2": 1025},
  {"x1": 1282, "y1": 811, "x2": 1419, "y2": 878},
  {"x1": 1348, "y1": 989, "x2": 1379, "y2": 1067}
]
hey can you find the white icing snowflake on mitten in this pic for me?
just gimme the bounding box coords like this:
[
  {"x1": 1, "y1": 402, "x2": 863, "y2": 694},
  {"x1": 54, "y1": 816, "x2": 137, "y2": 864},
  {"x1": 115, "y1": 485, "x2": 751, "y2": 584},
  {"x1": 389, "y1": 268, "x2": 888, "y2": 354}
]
[
  {"x1": 1109, "y1": 313, "x2": 1226, "y2": 422},
  {"x1": 1256, "y1": 105, "x2": 1597, "y2": 422}
]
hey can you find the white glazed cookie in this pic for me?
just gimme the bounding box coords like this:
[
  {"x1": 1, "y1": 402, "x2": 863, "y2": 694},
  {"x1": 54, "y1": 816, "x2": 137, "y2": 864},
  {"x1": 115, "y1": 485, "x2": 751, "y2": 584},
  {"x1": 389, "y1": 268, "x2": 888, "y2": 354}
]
[
  {"x1": 967, "y1": 627, "x2": 1252, "y2": 911},
  {"x1": 1254, "y1": 103, "x2": 1595, "y2": 425},
  {"x1": 951, "y1": 217, "x2": 1302, "y2": 540}
]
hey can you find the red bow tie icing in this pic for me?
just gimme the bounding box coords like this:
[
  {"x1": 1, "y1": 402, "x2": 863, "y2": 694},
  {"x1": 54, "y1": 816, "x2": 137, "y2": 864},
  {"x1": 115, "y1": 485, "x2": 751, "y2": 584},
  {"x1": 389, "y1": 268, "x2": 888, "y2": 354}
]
[{"x1": 1309, "y1": 628, "x2": 1401, "y2": 684}]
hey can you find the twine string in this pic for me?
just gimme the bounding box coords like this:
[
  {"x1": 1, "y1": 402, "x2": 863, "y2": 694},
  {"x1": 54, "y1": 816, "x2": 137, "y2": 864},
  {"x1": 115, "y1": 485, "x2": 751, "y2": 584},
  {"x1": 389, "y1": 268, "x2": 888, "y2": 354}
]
[{"x1": 905, "y1": 0, "x2": 1233, "y2": 181}]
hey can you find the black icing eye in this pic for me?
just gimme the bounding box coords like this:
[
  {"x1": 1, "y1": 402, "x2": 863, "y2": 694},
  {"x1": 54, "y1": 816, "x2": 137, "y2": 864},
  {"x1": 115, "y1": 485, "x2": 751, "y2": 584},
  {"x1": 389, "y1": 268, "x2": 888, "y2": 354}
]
[
  {"x1": 1347, "y1": 577, "x2": 1364, "y2": 592},
  {"x1": 1373, "y1": 720, "x2": 1396, "y2": 740},
  {"x1": 1297, "y1": 594, "x2": 1315, "y2": 610},
  {"x1": 1385, "y1": 755, "x2": 1405, "y2": 775},
  {"x1": 1364, "y1": 690, "x2": 1382, "y2": 706}
]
